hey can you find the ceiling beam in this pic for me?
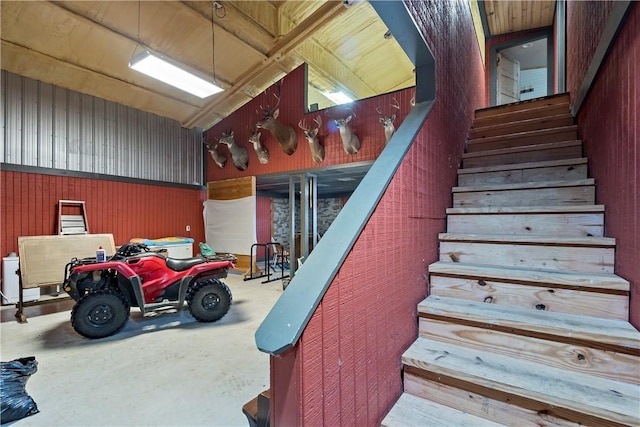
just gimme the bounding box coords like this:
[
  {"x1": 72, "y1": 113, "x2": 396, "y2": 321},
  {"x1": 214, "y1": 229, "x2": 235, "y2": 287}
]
[
  {"x1": 184, "y1": 0, "x2": 347, "y2": 129},
  {"x1": 182, "y1": 1, "x2": 276, "y2": 54}
]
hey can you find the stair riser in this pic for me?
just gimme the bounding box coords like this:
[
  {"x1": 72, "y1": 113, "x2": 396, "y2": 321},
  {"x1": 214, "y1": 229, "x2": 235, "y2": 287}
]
[
  {"x1": 470, "y1": 115, "x2": 574, "y2": 139},
  {"x1": 403, "y1": 373, "x2": 580, "y2": 427},
  {"x1": 453, "y1": 186, "x2": 595, "y2": 208},
  {"x1": 467, "y1": 128, "x2": 578, "y2": 153},
  {"x1": 458, "y1": 163, "x2": 587, "y2": 186},
  {"x1": 475, "y1": 95, "x2": 570, "y2": 120},
  {"x1": 429, "y1": 275, "x2": 628, "y2": 320},
  {"x1": 473, "y1": 104, "x2": 571, "y2": 128},
  {"x1": 439, "y1": 241, "x2": 614, "y2": 273},
  {"x1": 419, "y1": 319, "x2": 640, "y2": 384},
  {"x1": 447, "y1": 212, "x2": 603, "y2": 237},
  {"x1": 381, "y1": 393, "x2": 504, "y2": 427},
  {"x1": 463, "y1": 144, "x2": 582, "y2": 168}
]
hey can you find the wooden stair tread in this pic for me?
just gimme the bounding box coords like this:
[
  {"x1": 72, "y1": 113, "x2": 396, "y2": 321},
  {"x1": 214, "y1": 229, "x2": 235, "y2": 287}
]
[
  {"x1": 467, "y1": 125, "x2": 578, "y2": 145},
  {"x1": 453, "y1": 178, "x2": 594, "y2": 193},
  {"x1": 403, "y1": 337, "x2": 640, "y2": 426},
  {"x1": 458, "y1": 157, "x2": 587, "y2": 175},
  {"x1": 428, "y1": 261, "x2": 629, "y2": 291},
  {"x1": 419, "y1": 295, "x2": 640, "y2": 354},
  {"x1": 447, "y1": 204, "x2": 604, "y2": 215},
  {"x1": 462, "y1": 140, "x2": 581, "y2": 159},
  {"x1": 438, "y1": 232, "x2": 615, "y2": 246},
  {"x1": 470, "y1": 113, "x2": 574, "y2": 135},
  {"x1": 381, "y1": 392, "x2": 506, "y2": 427}
]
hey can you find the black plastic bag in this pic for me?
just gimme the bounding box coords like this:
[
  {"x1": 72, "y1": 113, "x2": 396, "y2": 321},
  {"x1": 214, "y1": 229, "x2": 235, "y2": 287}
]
[{"x1": 0, "y1": 357, "x2": 39, "y2": 424}]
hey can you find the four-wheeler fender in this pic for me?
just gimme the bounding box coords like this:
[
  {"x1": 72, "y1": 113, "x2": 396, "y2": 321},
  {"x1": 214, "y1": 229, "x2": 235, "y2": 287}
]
[
  {"x1": 170, "y1": 261, "x2": 234, "y2": 313},
  {"x1": 65, "y1": 261, "x2": 145, "y2": 311}
]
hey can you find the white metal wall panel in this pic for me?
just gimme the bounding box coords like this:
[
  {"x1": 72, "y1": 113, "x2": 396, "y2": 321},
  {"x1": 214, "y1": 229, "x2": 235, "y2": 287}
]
[
  {"x1": 5, "y1": 72, "x2": 22, "y2": 164},
  {"x1": 38, "y1": 82, "x2": 54, "y2": 168},
  {"x1": 67, "y1": 91, "x2": 81, "y2": 171},
  {"x1": 22, "y1": 78, "x2": 38, "y2": 167},
  {"x1": 93, "y1": 98, "x2": 105, "y2": 174},
  {"x1": 53, "y1": 86, "x2": 68, "y2": 170},
  {"x1": 1, "y1": 71, "x2": 203, "y2": 185},
  {"x1": 79, "y1": 93, "x2": 94, "y2": 172}
]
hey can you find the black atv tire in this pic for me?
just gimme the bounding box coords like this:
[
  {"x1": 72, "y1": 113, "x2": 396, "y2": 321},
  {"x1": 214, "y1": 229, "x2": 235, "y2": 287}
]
[
  {"x1": 187, "y1": 279, "x2": 232, "y2": 323},
  {"x1": 71, "y1": 289, "x2": 130, "y2": 339}
]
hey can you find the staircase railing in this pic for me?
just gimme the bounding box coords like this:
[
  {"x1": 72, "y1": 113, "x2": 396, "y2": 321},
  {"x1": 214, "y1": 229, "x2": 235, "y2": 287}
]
[{"x1": 255, "y1": 0, "x2": 437, "y2": 356}]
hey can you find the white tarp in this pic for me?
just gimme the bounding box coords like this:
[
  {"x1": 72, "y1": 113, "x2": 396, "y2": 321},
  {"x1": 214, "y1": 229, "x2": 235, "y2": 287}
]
[{"x1": 203, "y1": 197, "x2": 256, "y2": 255}]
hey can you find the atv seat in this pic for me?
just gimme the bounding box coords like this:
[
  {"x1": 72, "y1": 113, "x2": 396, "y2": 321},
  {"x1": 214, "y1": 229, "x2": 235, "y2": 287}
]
[{"x1": 165, "y1": 256, "x2": 206, "y2": 272}]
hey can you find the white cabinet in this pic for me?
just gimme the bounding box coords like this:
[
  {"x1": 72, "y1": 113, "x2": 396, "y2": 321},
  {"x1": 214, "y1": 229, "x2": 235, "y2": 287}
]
[
  {"x1": 163, "y1": 243, "x2": 193, "y2": 259},
  {"x1": 2, "y1": 256, "x2": 40, "y2": 305}
]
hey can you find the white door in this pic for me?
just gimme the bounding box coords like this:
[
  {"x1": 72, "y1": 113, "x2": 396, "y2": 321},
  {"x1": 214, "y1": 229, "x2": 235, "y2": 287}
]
[{"x1": 497, "y1": 52, "x2": 520, "y2": 105}]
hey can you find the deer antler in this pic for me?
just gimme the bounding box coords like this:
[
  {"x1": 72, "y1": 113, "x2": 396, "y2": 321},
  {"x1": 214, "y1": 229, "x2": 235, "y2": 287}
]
[
  {"x1": 377, "y1": 97, "x2": 400, "y2": 117},
  {"x1": 298, "y1": 119, "x2": 310, "y2": 132},
  {"x1": 260, "y1": 78, "x2": 284, "y2": 117},
  {"x1": 391, "y1": 97, "x2": 400, "y2": 111},
  {"x1": 299, "y1": 116, "x2": 323, "y2": 133}
]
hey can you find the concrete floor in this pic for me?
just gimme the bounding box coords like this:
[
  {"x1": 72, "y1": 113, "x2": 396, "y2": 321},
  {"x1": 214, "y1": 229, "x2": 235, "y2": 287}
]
[{"x1": 0, "y1": 272, "x2": 282, "y2": 426}]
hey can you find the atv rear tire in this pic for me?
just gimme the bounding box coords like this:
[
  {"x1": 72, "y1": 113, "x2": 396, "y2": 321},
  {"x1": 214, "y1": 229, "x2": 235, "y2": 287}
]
[
  {"x1": 71, "y1": 289, "x2": 130, "y2": 339},
  {"x1": 187, "y1": 279, "x2": 232, "y2": 322}
]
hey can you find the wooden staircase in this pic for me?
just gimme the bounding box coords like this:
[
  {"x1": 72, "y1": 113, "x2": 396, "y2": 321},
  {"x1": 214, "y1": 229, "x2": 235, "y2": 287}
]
[{"x1": 383, "y1": 93, "x2": 640, "y2": 426}]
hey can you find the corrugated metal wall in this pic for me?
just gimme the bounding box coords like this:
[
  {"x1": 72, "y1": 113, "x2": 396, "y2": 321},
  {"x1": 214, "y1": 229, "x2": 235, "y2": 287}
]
[{"x1": 1, "y1": 70, "x2": 203, "y2": 185}]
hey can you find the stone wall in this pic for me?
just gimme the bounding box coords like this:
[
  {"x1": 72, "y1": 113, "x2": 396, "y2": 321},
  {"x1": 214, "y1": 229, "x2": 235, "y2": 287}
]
[{"x1": 272, "y1": 197, "x2": 345, "y2": 250}]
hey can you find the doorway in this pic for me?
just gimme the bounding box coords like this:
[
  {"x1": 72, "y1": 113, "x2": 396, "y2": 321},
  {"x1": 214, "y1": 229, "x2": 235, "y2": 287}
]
[{"x1": 490, "y1": 29, "x2": 554, "y2": 106}]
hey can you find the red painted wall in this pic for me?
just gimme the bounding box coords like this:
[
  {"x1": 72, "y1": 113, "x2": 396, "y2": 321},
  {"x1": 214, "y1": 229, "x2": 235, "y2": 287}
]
[
  {"x1": 566, "y1": 0, "x2": 616, "y2": 102},
  {"x1": 256, "y1": 196, "x2": 272, "y2": 258},
  {"x1": 1, "y1": 170, "x2": 207, "y2": 259},
  {"x1": 205, "y1": 65, "x2": 413, "y2": 182},
  {"x1": 567, "y1": 2, "x2": 639, "y2": 327},
  {"x1": 270, "y1": 0, "x2": 486, "y2": 425}
]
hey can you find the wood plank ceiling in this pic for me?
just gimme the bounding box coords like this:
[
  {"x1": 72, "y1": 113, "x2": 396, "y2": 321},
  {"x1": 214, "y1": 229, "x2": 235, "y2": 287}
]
[
  {"x1": 482, "y1": 0, "x2": 556, "y2": 36},
  {"x1": 0, "y1": 0, "x2": 415, "y2": 130}
]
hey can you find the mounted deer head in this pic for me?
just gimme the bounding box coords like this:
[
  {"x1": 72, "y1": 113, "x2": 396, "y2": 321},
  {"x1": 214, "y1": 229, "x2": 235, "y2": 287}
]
[
  {"x1": 248, "y1": 123, "x2": 269, "y2": 165},
  {"x1": 326, "y1": 108, "x2": 360, "y2": 155},
  {"x1": 376, "y1": 97, "x2": 400, "y2": 144},
  {"x1": 256, "y1": 79, "x2": 297, "y2": 155},
  {"x1": 205, "y1": 141, "x2": 227, "y2": 169},
  {"x1": 218, "y1": 130, "x2": 249, "y2": 171},
  {"x1": 299, "y1": 116, "x2": 324, "y2": 163}
]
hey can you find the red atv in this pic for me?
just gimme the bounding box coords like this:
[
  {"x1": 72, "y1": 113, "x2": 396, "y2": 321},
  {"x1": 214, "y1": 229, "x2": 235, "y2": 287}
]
[{"x1": 63, "y1": 243, "x2": 235, "y2": 339}]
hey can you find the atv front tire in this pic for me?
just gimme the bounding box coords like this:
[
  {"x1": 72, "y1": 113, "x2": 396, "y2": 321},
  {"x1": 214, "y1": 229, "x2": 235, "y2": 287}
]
[
  {"x1": 71, "y1": 289, "x2": 130, "y2": 339},
  {"x1": 187, "y1": 279, "x2": 232, "y2": 322}
]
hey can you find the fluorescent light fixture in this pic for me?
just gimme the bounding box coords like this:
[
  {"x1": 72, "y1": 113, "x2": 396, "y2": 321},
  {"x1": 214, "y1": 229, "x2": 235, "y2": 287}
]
[
  {"x1": 129, "y1": 50, "x2": 223, "y2": 98},
  {"x1": 323, "y1": 90, "x2": 353, "y2": 105}
]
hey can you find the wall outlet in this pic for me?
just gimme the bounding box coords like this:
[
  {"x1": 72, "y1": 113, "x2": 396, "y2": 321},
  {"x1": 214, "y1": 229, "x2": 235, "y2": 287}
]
[{"x1": 186, "y1": 225, "x2": 191, "y2": 232}]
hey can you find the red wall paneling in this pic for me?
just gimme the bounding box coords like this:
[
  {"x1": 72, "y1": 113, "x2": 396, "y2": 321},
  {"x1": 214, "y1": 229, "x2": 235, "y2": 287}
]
[
  {"x1": 205, "y1": 65, "x2": 415, "y2": 185},
  {"x1": 571, "y1": 2, "x2": 639, "y2": 327},
  {"x1": 566, "y1": 0, "x2": 617, "y2": 103},
  {"x1": 270, "y1": 0, "x2": 487, "y2": 424},
  {"x1": 1, "y1": 170, "x2": 207, "y2": 275}
]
